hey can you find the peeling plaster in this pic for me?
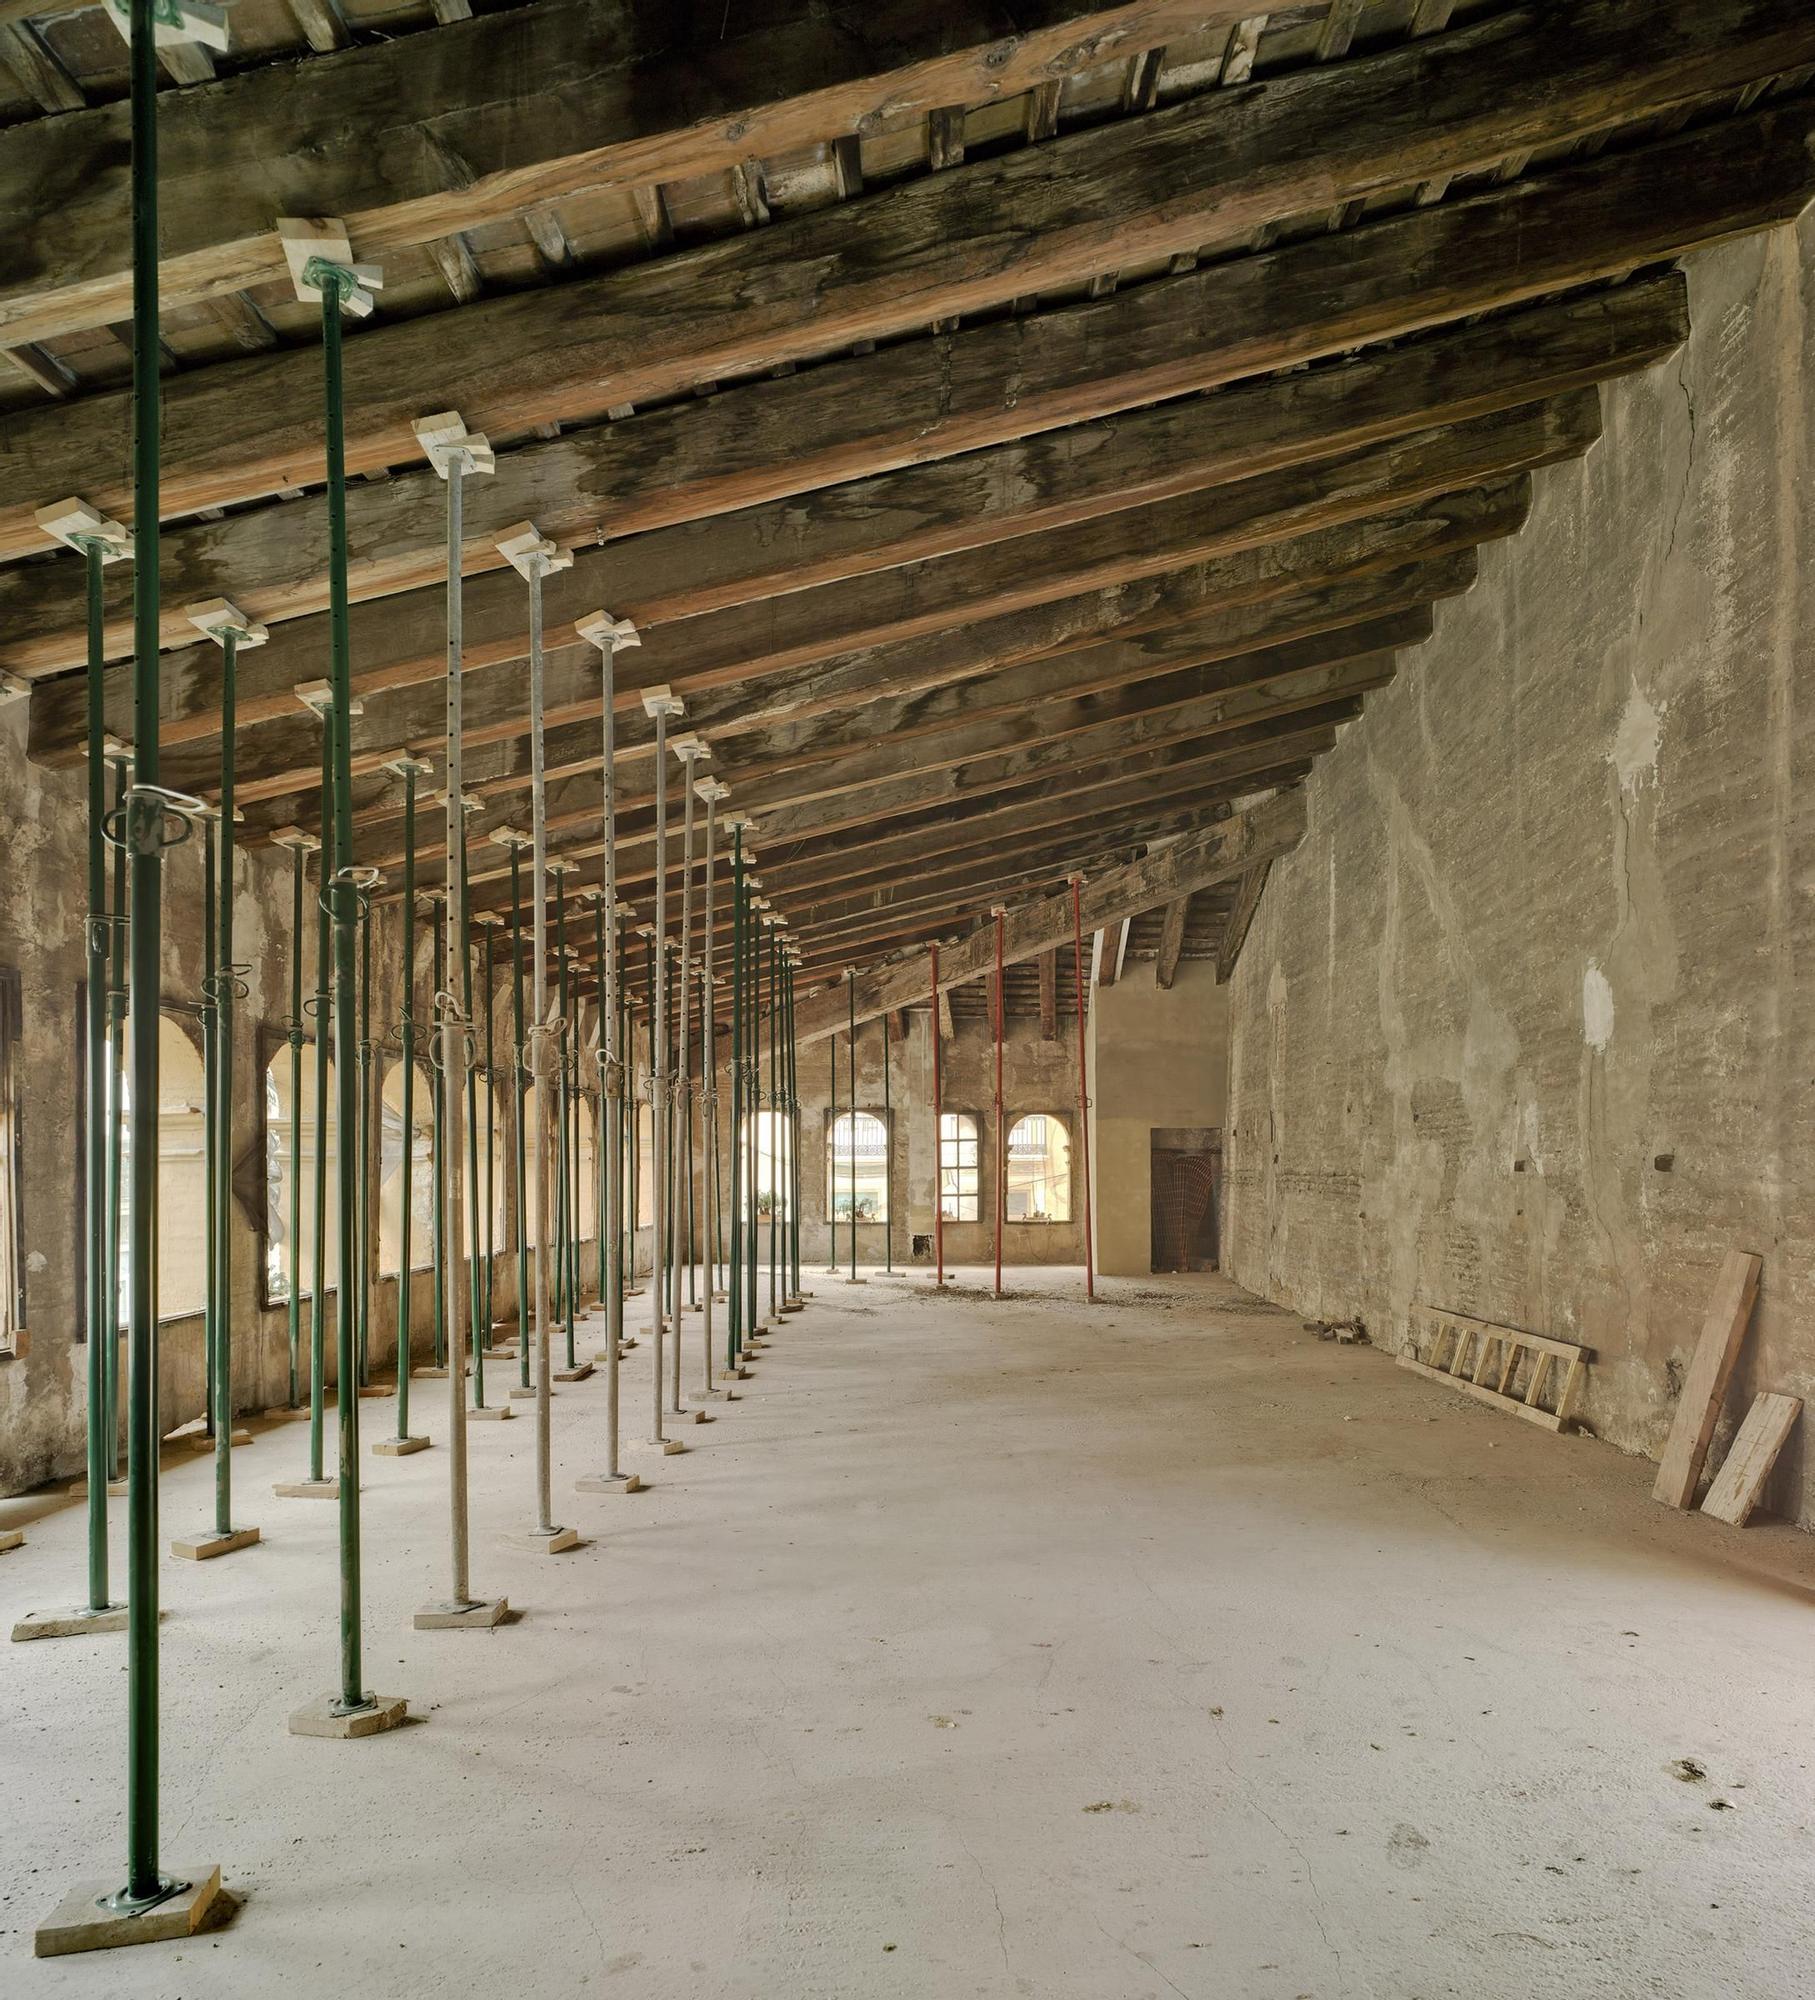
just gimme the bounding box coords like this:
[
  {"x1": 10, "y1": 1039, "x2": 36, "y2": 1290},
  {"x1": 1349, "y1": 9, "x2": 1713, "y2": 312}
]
[
  {"x1": 1609, "y1": 683, "x2": 1664, "y2": 796},
  {"x1": 1582, "y1": 964, "x2": 1616, "y2": 1051}
]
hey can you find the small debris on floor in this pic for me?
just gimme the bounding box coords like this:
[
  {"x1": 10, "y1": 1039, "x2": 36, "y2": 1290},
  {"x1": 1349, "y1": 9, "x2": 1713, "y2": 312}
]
[{"x1": 1672, "y1": 1758, "x2": 1707, "y2": 1783}]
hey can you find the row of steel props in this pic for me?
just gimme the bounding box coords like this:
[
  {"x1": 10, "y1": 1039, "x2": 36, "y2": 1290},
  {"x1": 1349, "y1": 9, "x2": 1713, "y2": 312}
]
[
  {"x1": 821, "y1": 898, "x2": 1098, "y2": 1304},
  {"x1": 27, "y1": 2, "x2": 810, "y2": 1943}
]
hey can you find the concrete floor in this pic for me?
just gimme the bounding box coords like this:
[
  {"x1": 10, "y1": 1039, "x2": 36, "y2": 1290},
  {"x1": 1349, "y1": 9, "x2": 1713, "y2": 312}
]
[{"x1": 4, "y1": 1269, "x2": 1815, "y2": 1998}]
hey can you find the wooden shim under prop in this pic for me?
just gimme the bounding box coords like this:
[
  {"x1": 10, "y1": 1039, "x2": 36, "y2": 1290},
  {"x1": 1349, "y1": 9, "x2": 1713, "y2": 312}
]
[
  {"x1": 1398, "y1": 1305, "x2": 1590, "y2": 1432},
  {"x1": 1700, "y1": 1391, "x2": 1801, "y2": 1528},
  {"x1": 1652, "y1": 1250, "x2": 1762, "y2": 1510}
]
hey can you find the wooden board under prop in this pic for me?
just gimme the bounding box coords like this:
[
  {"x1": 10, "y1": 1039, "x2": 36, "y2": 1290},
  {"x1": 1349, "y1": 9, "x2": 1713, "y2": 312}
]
[
  {"x1": 1399, "y1": 1305, "x2": 1590, "y2": 1432},
  {"x1": 1700, "y1": 1391, "x2": 1801, "y2": 1527}
]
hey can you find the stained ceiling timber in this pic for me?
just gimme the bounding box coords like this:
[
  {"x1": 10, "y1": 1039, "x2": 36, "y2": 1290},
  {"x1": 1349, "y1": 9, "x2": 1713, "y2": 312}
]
[{"x1": 7, "y1": 0, "x2": 1815, "y2": 994}]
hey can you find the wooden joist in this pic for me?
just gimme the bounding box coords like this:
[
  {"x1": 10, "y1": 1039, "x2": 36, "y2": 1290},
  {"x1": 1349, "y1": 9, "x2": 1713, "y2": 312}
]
[
  {"x1": 2, "y1": 269, "x2": 1685, "y2": 680},
  {"x1": 1700, "y1": 1393, "x2": 1801, "y2": 1528},
  {"x1": 1399, "y1": 1306, "x2": 1591, "y2": 1432},
  {"x1": 1154, "y1": 898, "x2": 1189, "y2": 989},
  {"x1": 0, "y1": 0, "x2": 1237, "y2": 352},
  {"x1": 1216, "y1": 861, "x2": 1271, "y2": 982},
  {"x1": 794, "y1": 789, "x2": 1306, "y2": 1041},
  {"x1": 4, "y1": 22, "x2": 1810, "y2": 559},
  {"x1": 277, "y1": 389, "x2": 1600, "y2": 747},
  {"x1": 1652, "y1": 1250, "x2": 1763, "y2": 1509}
]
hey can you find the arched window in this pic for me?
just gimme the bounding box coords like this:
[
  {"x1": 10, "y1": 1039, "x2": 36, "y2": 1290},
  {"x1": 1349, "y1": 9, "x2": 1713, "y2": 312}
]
[
  {"x1": 827, "y1": 1111, "x2": 888, "y2": 1223},
  {"x1": 1006, "y1": 1114, "x2": 1070, "y2": 1223},
  {"x1": 939, "y1": 1112, "x2": 980, "y2": 1222},
  {"x1": 377, "y1": 1059, "x2": 433, "y2": 1274},
  {"x1": 119, "y1": 1013, "x2": 212, "y2": 1321},
  {"x1": 264, "y1": 1038, "x2": 338, "y2": 1305}
]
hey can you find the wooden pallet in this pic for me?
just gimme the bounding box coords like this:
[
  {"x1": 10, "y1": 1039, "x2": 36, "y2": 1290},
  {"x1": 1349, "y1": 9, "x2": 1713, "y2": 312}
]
[{"x1": 1399, "y1": 1306, "x2": 1591, "y2": 1432}]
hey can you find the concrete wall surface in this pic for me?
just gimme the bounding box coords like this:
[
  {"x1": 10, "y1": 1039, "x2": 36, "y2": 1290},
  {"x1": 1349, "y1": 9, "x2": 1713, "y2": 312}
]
[
  {"x1": 1089, "y1": 957, "x2": 1228, "y2": 1277},
  {"x1": 1224, "y1": 211, "x2": 1815, "y2": 1523}
]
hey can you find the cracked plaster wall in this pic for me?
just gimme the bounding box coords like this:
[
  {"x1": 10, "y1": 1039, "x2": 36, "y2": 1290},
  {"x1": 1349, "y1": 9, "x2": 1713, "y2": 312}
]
[{"x1": 1224, "y1": 212, "x2": 1815, "y2": 1522}]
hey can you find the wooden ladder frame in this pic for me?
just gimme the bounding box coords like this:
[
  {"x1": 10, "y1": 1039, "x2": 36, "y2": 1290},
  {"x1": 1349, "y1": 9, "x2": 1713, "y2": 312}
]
[{"x1": 1399, "y1": 1306, "x2": 1590, "y2": 1431}]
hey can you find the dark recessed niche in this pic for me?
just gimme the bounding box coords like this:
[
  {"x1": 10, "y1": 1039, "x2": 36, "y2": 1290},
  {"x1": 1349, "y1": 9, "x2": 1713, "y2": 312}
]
[{"x1": 1654, "y1": 1153, "x2": 1675, "y2": 1173}]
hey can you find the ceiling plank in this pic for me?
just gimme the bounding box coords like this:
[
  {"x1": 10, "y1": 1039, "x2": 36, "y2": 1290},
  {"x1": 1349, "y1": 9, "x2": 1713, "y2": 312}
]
[
  {"x1": 1, "y1": 270, "x2": 1683, "y2": 676},
  {"x1": 0, "y1": 0, "x2": 1234, "y2": 351},
  {"x1": 4, "y1": 5, "x2": 1808, "y2": 548},
  {"x1": 796, "y1": 790, "x2": 1308, "y2": 1040},
  {"x1": 285, "y1": 0, "x2": 349, "y2": 53}
]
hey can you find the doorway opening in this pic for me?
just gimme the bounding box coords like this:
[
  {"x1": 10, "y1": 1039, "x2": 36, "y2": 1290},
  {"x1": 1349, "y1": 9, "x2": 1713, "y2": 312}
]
[{"x1": 1150, "y1": 1127, "x2": 1221, "y2": 1273}]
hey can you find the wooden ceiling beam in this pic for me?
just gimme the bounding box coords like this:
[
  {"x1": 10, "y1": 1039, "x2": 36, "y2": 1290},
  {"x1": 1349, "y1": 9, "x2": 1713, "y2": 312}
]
[
  {"x1": 1, "y1": 268, "x2": 1684, "y2": 677},
  {"x1": 38, "y1": 418, "x2": 1523, "y2": 775},
  {"x1": 550, "y1": 645, "x2": 1396, "y2": 847},
  {"x1": 469, "y1": 703, "x2": 1355, "y2": 919},
  {"x1": 794, "y1": 789, "x2": 1308, "y2": 1040},
  {"x1": 514, "y1": 614, "x2": 1426, "y2": 835},
  {"x1": 5, "y1": 8, "x2": 1809, "y2": 555},
  {"x1": 0, "y1": 1, "x2": 1232, "y2": 352},
  {"x1": 622, "y1": 637, "x2": 1400, "y2": 835}
]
